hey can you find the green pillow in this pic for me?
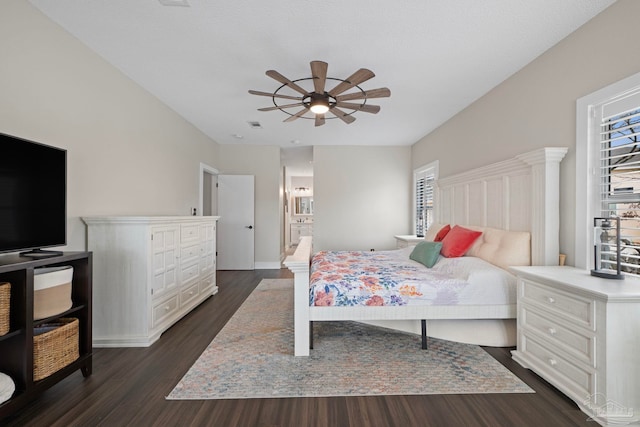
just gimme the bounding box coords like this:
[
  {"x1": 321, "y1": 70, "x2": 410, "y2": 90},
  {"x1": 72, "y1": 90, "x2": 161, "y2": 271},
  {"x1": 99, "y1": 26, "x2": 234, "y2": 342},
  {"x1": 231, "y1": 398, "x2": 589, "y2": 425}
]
[{"x1": 409, "y1": 241, "x2": 443, "y2": 268}]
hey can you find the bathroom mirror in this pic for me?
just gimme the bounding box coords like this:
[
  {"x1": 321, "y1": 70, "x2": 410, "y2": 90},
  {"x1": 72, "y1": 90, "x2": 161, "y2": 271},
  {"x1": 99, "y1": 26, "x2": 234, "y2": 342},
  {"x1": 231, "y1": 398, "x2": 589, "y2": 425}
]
[{"x1": 294, "y1": 196, "x2": 313, "y2": 215}]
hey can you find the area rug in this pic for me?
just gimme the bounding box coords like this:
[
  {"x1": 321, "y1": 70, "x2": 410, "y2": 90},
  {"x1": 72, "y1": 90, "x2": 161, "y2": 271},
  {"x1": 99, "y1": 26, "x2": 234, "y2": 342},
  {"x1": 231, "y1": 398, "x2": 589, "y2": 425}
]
[{"x1": 167, "y1": 279, "x2": 533, "y2": 399}]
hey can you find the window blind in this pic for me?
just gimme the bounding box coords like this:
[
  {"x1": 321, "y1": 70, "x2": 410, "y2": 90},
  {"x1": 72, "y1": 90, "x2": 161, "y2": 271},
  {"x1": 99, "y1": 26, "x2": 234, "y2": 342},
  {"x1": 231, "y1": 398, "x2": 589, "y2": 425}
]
[
  {"x1": 415, "y1": 169, "x2": 434, "y2": 237},
  {"x1": 599, "y1": 96, "x2": 640, "y2": 275}
]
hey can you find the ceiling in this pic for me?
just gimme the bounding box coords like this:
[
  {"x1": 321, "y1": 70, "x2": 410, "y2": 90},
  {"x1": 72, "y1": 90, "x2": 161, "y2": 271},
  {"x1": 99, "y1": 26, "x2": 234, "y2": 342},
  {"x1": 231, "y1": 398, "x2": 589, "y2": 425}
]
[{"x1": 29, "y1": 0, "x2": 616, "y2": 161}]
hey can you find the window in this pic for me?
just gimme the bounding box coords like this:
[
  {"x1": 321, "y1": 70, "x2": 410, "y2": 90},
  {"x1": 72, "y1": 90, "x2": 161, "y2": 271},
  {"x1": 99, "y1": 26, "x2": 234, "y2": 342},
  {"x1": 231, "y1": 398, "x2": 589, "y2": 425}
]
[
  {"x1": 414, "y1": 161, "x2": 438, "y2": 237},
  {"x1": 599, "y1": 106, "x2": 640, "y2": 275},
  {"x1": 576, "y1": 71, "x2": 640, "y2": 273}
]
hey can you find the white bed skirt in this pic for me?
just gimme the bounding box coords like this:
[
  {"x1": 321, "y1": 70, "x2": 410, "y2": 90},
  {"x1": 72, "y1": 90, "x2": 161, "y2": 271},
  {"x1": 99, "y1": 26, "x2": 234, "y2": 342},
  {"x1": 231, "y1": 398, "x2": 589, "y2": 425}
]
[{"x1": 360, "y1": 319, "x2": 516, "y2": 347}]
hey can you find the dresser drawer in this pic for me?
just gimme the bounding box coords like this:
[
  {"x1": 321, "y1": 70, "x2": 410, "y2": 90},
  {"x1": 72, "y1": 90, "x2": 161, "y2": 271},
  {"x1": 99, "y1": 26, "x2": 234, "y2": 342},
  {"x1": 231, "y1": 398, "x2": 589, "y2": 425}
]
[
  {"x1": 520, "y1": 279, "x2": 595, "y2": 330},
  {"x1": 521, "y1": 305, "x2": 595, "y2": 367},
  {"x1": 199, "y1": 274, "x2": 216, "y2": 295},
  {"x1": 152, "y1": 294, "x2": 179, "y2": 328},
  {"x1": 180, "y1": 242, "x2": 200, "y2": 265},
  {"x1": 180, "y1": 282, "x2": 200, "y2": 307},
  {"x1": 179, "y1": 261, "x2": 200, "y2": 285},
  {"x1": 180, "y1": 223, "x2": 200, "y2": 244},
  {"x1": 520, "y1": 332, "x2": 595, "y2": 399}
]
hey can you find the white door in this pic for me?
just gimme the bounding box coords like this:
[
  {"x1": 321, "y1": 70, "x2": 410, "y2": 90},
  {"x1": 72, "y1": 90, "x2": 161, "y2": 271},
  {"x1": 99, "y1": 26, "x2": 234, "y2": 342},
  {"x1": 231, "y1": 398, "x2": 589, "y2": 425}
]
[{"x1": 217, "y1": 175, "x2": 255, "y2": 270}]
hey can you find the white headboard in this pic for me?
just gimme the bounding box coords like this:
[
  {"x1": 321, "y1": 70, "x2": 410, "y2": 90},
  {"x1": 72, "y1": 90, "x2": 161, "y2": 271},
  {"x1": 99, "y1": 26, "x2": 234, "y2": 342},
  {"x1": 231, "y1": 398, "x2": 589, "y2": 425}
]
[{"x1": 435, "y1": 147, "x2": 568, "y2": 266}]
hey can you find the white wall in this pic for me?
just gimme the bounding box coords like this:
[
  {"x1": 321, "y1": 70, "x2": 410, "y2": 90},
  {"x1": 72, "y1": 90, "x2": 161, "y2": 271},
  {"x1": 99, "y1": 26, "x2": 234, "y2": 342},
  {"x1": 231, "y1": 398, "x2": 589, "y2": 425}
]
[
  {"x1": 313, "y1": 145, "x2": 412, "y2": 251},
  {"x1": 218, "y1": 144, "x2": 282, "y2": 268},
  {"x1": 290, "y1": 176, "x2": 314, "y2": 193},
  {"x1": 411, "y1": 0, "x2": 640, "y2": 266},
  {"x1": 0, "y1": 1, "x2": 221, "y2": 251}
]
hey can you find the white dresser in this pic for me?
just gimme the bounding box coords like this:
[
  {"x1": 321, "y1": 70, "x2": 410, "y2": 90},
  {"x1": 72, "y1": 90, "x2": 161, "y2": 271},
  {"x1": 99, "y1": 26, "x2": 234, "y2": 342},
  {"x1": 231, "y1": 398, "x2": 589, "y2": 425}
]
[
  {"x1": 83, "y1": 216, "x2": 220, "y2": 347},
  {"x1": 510, "y1": 266, "x2": 640, "y2": 427}
]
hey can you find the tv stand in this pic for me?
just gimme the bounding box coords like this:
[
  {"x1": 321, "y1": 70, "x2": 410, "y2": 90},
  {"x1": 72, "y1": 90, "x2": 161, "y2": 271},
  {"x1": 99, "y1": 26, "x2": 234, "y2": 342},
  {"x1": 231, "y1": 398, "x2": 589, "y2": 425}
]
[
  {"x1": 0, "y1": 252, "x2": 92, "y2": 420},
  {"x1": 18, "y1": 249, "x2": 64, "y2": 259}
]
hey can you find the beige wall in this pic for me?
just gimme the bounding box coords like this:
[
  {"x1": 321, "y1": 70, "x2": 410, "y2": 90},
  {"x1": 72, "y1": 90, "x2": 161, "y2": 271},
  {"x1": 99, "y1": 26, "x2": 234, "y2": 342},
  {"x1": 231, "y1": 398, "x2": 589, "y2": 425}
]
[
  {"x1": 218, "y1": 144, "x2": 282, "y2": 267},
  {"x1": 313, "y1": 145, "x2": 412, "y2": 251},
  {"x1": 5, "y1": 0, "x2": 636, "y2": 266},
  {"x1": 411, "y1": 0, "x2": 640, "y2": 266},
  {"x1": 0, "y1": 1, "x2": 221, "y2": 251}
]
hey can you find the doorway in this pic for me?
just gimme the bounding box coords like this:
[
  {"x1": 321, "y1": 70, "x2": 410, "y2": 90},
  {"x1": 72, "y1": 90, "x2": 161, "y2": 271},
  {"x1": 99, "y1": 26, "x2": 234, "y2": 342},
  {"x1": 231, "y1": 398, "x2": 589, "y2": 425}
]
[{"x1": 199, "y1": 163, "x2": 219, "y2": 216}]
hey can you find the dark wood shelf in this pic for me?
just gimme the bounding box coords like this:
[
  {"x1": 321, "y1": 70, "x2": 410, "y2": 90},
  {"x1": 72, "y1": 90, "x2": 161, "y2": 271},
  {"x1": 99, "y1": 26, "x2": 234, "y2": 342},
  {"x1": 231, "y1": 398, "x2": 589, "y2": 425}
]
[
  {"x1": 0, "y1": 252, "x2": 92, "y2": 420},
  {"x1": 33, "y1": 303, "x2": 87, "y2": 326},
  {"x1": 0, "y1": 330, "x2": 23, "y2": 343}
]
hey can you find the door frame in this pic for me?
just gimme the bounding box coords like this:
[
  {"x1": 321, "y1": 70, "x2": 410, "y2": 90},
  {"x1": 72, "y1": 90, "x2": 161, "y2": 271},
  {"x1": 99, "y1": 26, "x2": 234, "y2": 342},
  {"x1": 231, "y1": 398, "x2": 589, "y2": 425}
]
[{"x1": 199, "y1": 163, "x2": 219, "y2": 216}]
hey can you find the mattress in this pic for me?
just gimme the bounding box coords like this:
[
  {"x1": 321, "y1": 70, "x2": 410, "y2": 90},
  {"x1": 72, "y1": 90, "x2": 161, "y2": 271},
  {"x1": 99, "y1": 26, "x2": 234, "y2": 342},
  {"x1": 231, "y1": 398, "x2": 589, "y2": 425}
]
[{"x1": 309, "y1": 247, "x2": 516, "y2": 307}]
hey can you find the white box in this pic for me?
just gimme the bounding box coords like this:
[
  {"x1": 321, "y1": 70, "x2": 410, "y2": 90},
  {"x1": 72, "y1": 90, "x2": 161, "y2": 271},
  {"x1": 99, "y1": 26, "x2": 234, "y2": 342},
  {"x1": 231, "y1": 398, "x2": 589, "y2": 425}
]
[{"x1": 34, "y1": 266, "x2": 73, "y2": 320}]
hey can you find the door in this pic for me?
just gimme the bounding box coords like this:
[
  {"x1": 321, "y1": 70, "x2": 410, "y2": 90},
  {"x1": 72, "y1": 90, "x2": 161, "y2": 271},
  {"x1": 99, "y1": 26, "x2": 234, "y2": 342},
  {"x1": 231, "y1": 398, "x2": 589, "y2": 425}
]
[{"x1": 217, "y1": 175, "x2": 255, "y2": 270}]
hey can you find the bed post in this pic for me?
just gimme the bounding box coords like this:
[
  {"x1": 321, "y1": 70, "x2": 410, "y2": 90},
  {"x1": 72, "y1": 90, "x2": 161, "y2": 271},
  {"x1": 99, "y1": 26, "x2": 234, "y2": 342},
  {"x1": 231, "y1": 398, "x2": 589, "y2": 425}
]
[
  {"x1": 516, "y1": 147, "x2": 568, "y2": 266},
  {"x1": 283, "y1": 236, "x2": 313, "y2": 356}
]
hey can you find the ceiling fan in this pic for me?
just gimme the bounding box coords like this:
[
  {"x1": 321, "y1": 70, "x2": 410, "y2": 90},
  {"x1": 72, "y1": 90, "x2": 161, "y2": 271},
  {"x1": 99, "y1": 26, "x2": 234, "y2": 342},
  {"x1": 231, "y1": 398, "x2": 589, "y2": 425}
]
[{"x1": 248, "y1": 60, "x2": 391, "y2": 127}]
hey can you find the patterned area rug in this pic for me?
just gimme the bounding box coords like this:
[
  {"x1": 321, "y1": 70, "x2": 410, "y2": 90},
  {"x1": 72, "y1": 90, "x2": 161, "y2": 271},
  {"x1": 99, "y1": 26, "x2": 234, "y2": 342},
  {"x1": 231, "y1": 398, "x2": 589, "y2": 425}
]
[{"x1": 167, "y1": 279, "x2": 533, "y2": 399}]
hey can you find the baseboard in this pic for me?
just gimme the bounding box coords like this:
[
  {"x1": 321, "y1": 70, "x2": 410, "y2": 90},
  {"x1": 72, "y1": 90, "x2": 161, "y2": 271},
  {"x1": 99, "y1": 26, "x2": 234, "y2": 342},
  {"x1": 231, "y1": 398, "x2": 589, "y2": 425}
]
[
  {"x1": 92, "y1": 334, "x2": 158, "y2": 348},
  {"x1": 254, "y1": 261, "x2": 282, "y2": 269}
]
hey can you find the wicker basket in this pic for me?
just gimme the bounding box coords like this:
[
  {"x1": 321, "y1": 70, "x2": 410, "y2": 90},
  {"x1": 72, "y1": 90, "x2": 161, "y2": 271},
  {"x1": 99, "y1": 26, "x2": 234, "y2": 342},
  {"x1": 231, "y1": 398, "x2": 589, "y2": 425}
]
[
  {"x1": 33, "y1": 318, "x2": 79, "y2": 381},
  {"x1": 0, "y1": 282, "x2": 9, "y2": 336}
]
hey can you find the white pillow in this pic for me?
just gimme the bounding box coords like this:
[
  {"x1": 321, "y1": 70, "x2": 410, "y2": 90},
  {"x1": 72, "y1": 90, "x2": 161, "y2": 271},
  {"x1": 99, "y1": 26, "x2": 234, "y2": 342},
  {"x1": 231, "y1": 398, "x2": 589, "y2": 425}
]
[
  {"x1": 423, "y1": 223, "x2": 448, "y2": 242},
  {"x1": 466, "y1": 226, "x2": 531, "y2": 269}
]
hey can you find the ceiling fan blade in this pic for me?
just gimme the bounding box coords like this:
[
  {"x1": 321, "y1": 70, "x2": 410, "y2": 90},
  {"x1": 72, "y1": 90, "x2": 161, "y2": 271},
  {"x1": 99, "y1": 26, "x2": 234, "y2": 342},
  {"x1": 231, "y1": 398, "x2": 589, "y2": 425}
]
[
  {"x1": 258, "y1": 102, "x2": 304, "y2": 112},
  {"x1": 249, "y1": 90, "x2": 303, "y2": 101},
  {"x1": 328, "y1": 68, "x2": 375, "y2": 97},
  {"x1": 310, "y1": 60, "x2": 328, "y2": 94},
  {"x1": 283, "y1": 108, "x2": 310, "y2": 122},
  {"x1": 315, "y1": 114, "x2": 326, "y2": 127},
  {"x1": 336, "y1": 87, "x2": 391, "y2": 102},
  {"x1": 335, "y1": 102, "x2": 380, "y2": 114},
  {"x1": 265, "y1": 70, "x2": 309, "y2": 95},
  {"x1": 329, "y1": 107, "x2": 356, "y2": 124}
]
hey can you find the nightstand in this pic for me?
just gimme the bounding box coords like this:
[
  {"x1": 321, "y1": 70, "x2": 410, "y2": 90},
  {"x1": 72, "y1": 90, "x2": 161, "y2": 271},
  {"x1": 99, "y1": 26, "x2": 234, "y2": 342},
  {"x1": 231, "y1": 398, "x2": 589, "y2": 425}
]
[
  {"x1": 393, "y1": 235, "x2": 424, "y2": 248},
  {"x1": 510, "y1": 266, "x2": 640, "y2": 427}
]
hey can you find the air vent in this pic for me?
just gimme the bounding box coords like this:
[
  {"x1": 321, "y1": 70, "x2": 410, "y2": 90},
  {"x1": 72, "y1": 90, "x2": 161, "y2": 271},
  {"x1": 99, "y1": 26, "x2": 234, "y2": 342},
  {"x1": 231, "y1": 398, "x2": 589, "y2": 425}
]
[
  {"x1": 158, "y1": 0, "x2": 190, "y2": 7},
  {"x1": 247, "y1": 121, "x2": 262, "y2": 129}
]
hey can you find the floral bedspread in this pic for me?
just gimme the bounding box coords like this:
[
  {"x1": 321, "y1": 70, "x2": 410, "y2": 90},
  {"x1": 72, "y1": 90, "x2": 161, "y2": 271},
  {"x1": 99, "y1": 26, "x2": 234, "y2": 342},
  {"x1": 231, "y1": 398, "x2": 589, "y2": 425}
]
[{"x1": 309, "y1": 249, "x2": 472, "y2": 307}]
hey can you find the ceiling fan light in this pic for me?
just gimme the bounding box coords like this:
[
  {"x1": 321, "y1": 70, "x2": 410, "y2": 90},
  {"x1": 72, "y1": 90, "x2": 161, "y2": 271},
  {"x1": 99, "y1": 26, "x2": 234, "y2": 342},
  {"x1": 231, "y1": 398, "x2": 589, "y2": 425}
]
[{"x1": 310, "y1": 98, "x2": 330, "y2": 114}]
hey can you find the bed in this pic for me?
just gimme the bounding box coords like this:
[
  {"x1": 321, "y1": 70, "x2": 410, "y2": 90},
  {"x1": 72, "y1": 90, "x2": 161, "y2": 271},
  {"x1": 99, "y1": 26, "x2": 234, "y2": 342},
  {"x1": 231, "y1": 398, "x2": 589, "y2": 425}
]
[{"x1": 284, "y1": 147, "x2": 568, "y2": 356}]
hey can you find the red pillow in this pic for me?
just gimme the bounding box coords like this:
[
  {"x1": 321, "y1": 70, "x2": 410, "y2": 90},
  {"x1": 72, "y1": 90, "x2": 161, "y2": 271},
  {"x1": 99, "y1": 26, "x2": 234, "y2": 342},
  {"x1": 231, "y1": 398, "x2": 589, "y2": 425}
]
[
  {"x1": 440, "y1": 225, "x2": 482, "y2": 258},
  {"x1": 434, "y1": 225, "x2": 451, "y2": 242}
]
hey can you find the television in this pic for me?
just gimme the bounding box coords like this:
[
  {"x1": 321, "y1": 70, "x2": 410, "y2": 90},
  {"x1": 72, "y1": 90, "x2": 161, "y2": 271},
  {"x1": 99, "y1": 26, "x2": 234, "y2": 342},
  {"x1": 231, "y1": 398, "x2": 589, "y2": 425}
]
[{"x1": 0, "y1": 132, "x2": 67, "y2": 257}]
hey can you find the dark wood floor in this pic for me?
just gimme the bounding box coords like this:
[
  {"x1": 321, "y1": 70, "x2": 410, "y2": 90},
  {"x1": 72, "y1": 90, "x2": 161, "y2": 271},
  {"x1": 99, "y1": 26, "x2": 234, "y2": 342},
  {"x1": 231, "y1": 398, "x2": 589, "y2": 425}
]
[{"x1": 2, "y1": 269, "x2": 593, "y2": 427}]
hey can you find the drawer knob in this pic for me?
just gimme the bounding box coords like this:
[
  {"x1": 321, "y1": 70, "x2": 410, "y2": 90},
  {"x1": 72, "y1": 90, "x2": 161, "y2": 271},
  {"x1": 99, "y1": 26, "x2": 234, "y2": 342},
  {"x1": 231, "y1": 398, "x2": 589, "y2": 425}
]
[
  {"x1": 165, "y1": 305, "x2": 170, "y2": 311},
  {"x1": 548, "y1": 328, "x2": 557, "y2": 335},
  {"x1": 546, "y1": 297, "x2": 556, "y2": 304},
  {"x1": 189, "y1": 291, "x2": 194, "y2": 295},
  {"x1": 548, "y1": 358, "x2": 557, "y2": 366}
]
